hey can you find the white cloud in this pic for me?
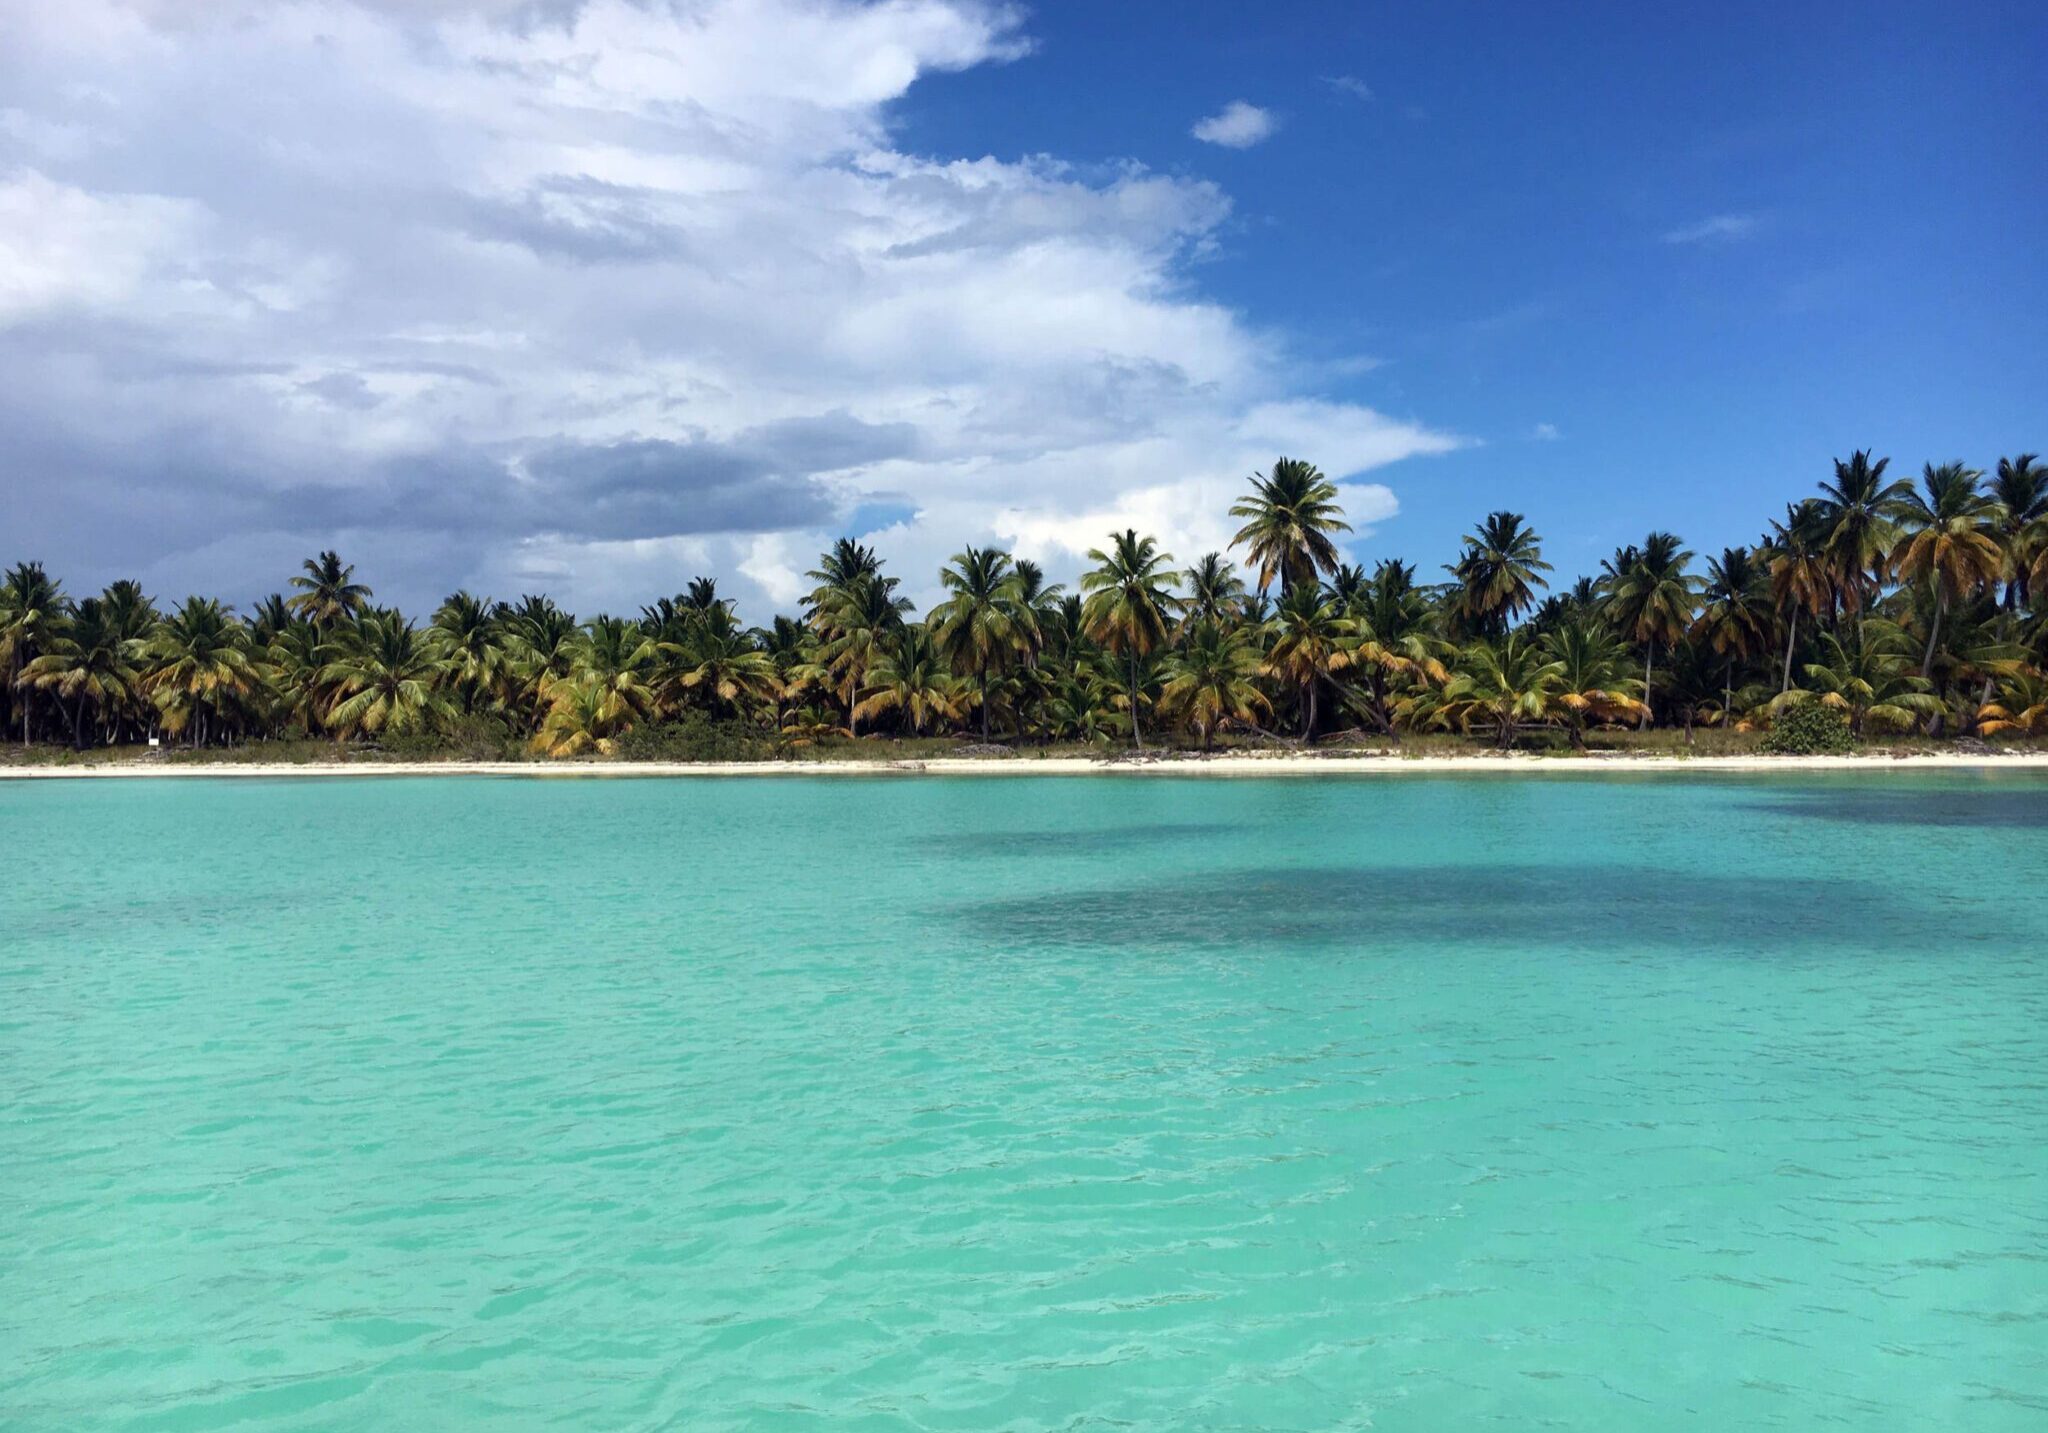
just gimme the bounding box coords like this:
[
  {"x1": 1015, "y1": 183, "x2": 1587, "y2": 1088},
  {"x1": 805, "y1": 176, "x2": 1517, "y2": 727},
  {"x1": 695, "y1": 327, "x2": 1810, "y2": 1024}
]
[
  {"x1": 0, "y1": 0, "x2": 1455, "y2": 617},
  {"x1": 1322, "y1": 75, "x2": 1373, "y2": 102},
  {"x1": 0, "y1": 170, "x2": 213, "y2": 321},
  {"x1": 1661, "y1": 213, "x2": 1759, "y2": 245},
  {"x1": 1530, "y1": 422, "x2": 1561, "y2": 441},
  {"x1": 1190, "y1": 100, "x2": 1278, "y2": 150}
]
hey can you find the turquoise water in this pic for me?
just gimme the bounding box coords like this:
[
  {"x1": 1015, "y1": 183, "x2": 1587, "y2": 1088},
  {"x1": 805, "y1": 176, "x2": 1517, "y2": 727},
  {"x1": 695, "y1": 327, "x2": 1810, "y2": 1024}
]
[{"x1": 5, "y1": 771, "x2": 2047, "y2": 1431}]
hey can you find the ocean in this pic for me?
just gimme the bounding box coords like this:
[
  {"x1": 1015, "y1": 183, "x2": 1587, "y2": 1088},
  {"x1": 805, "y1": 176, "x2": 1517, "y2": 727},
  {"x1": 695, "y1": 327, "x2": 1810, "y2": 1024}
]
[{"x1": 5, "y1": 771, "x2": 2045, "y2": 1429}]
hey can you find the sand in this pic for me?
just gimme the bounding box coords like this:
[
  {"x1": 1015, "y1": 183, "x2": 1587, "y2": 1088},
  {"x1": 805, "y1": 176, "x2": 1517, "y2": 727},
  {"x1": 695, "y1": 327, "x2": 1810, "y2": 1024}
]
[{"x1": 6, "y1": 751, "x2": 2048, "y2": 779}]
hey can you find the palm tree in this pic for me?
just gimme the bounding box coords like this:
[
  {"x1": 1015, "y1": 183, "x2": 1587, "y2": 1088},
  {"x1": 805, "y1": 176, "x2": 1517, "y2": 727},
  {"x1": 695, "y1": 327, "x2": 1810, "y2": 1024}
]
[
  {"x1": 657, "y1": 626, "x2": 780, "y2": 721},
  {"x1": 1600, "y1": 532, "x2": 1697, "y2": 727},
  {"x1": 682, "y1": 575, "x2": 726, "y2": 616},
  {"x1": 1446, "y1": 511, "x2": 1551, "y2": 636},
  {"x1": 317, "y1": 613, "x2": 453, "y2": 741},
  {"x1": 502, "y1": 595, "x2": 579, "y2": 727},
  {"x1": 1659, "y1": 639, "x2": 1737, "y2": 742},
  {"x1": 1991, "y1": 454, "x2": 2046, "y2": 609},
  {"x1": 286, "y1": 550, "x2": 371, "y2": 630},
  {"x1": 571, "y1": 616, "x2": 656, "y2": 733},
  {"x1": 264, "y1": 615, "x2": 328, "y2": 736},
  {"x1": 804, "y1": 538, "x2": 888, "y2": 612},
  {"x1": 17, "y1": 597, "x2": 145, "y2": 748},
  {"x1": 1441, "y1": 631, "x2": 1565, "y2": 749},
  {"x1": 1160, "y1": 619, "x2": 1269, "y2": 750},
  {"x1": 1011, "y1": 559, "x2": 1066, "y2": 653},
  {"x1": 145, "y1": 597, "x2": 266, "y2": 747},
  {"x1": 853, "y1": 624, "x2": 961, "y2": 735},
  {"x1": 1977, "y1": 669, "x2": 2048, "y2": 738},
  {"x1": 929, "y1": 546, "x2": 1036, "y2": 743},
  {"x1": 813, "y1": 572, "x2": 912, "y2": 734},
  {"x1": 100, "y1": 581, "x2": 161, "y2": 740},
  {"x1": 1892, "y1": 462, "x2": 2001, "y2": 678},
  {"x1": 1230, "y1": 457, "x2": 1351, "y2": 596},
  {"x1": 246, "y1": 593, "x2": 294, "y2": 645},
  {"x1": 533, "y1": 678, "x2": 624, "y2": 758},
  {"x1": 1345, "y1": 560, "x2": 1446, "y2": 738},
  {"x1": 1817, "y1": 451, "x2": 1908, "y2": 625},
  {"x1": 1776, "y1": 620, "x2": 1940, "y2": 735},
  {"x1": 1322, "y1": 562, "x2": 1368, "y2": 611},
  {"x1": 1182, "y1": 552, "x2": 1248, "y2": 627},
  {"x1": 1542, "y1": 619, "x2": 1648, "y2": 750},
  {"x1": 751, "y1": 613, "x2": 818, "y2": 725},
  {"x1": 2, "y1": 561, "x2": 67, "y2": 745},
  {"x1": 1928, "y1": 594, "x2": 2026, "y2": 726},
  {"x1": 1765, "y1": 500, "x2": 1833, "y2": 692},
  {"x1": 100, "y1": 580, "x2": 158, "y2": 640},
  {"x1": 430, "y1": 591, "x2": 509, "y2": 714},
  {"x1": 1261, "y1": 586, "x2": 1356, "y2": 739},
  {"x1": 1040, "y1": 592, "x2": 1088, "y2": 665},
  {"x1": 1691, "y1": 545, "x2": 1772, "y2": 719},
  {"x1": 1080, "y1": 529, "x2": 1179, "y2": 749},
  {"x1": 1043, "y1": 661, "x2": 1127, "y2": 746}
]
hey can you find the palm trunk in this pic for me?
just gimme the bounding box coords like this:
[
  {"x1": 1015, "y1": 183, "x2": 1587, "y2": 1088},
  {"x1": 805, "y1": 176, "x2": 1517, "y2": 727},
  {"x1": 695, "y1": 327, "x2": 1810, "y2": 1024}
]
[
  {"x1": 1921, "y1": 589, "x2": 1945, "y2": 680},
  {"x1": 1301, "y1": 680, "x2": 1317, "y2": 740},
  {"x1": 71, "y1": 693, "x2": 86, "y2": 750},
  {"x1": 1127, "y1": 650, "x2": 1143, "y2": 750},
  {"x1": 1724, "y1": 658, "x2": 1734, "y2": 725},
  {"x1": 1640, "y1": 642, "x2": 1655, "y2": 730},
  {"x1": 1780, "y1": 609, "x2": 1799, "y2": 692},
  {"x1": 979, "y1": 669, "x2": 990, "y2": 743}
]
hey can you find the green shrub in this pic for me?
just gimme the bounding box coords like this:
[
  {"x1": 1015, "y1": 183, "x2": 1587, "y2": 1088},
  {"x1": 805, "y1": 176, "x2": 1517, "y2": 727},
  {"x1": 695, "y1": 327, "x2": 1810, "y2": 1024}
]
[
  {"x1": 615, "y1": 711, "x2": 773, "y2": 763},
  {"x1": 382, "y1": 713, "x2": 519, "y2": 761},
  {"x1": 1759, "y1": 700, "x2": 1854, "y2": 755}
]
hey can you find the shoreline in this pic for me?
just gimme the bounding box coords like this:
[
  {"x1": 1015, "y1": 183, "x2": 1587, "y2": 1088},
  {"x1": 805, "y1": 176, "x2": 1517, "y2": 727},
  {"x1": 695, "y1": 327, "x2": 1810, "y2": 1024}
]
[{"x1": 6, "y1": 751, "x2": 2048, "y2": 779}]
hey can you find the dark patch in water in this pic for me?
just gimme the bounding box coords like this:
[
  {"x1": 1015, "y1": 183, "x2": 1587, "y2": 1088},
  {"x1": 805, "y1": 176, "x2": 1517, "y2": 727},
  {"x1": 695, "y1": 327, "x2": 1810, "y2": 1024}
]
[
  {"x1": 947, "y1": 864, "x2": 1920, "y2": 953},
  {"x1": 916, "y1": 822, "x2": 1241, "y2": 855},
  {"x1": 1741, "y1": 790, "x2": 2048, "y2": 830}
]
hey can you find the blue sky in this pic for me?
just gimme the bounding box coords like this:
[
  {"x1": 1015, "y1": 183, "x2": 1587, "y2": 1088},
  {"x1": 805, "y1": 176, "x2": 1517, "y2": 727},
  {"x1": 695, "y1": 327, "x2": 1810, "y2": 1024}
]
[
  {"x1": 2, "y1": 0, "x2": 2042, "y2": 615},
  {"x1": 903, "y1": 0, "x2": 2048, "y2": 574}
]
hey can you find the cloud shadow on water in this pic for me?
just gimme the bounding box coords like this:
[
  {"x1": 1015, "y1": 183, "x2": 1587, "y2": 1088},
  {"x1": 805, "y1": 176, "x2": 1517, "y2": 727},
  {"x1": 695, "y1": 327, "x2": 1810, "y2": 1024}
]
[
  {"x1": 916, "y1": 823, "x2": 1243, "y2": 856},
  {"x1": 1739, "y1": 789, "x2": 2048, "y2": 830},
  {"x1": 946, "y1": 864, "x2": 1923, "y2": 954}
]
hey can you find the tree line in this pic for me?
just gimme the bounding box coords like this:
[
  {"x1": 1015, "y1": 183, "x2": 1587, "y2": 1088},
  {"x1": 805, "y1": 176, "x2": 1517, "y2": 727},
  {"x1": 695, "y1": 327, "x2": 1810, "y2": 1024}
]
[{"x1": 4, "y1": 452, "x2": 2045, "y2": 756}]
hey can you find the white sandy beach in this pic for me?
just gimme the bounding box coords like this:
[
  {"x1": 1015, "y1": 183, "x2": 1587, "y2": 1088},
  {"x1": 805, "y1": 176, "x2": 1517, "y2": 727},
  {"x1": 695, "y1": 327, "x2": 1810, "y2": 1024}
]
[{"x1": 6, "y1": 751, "x2": 2048, "y2": 779}]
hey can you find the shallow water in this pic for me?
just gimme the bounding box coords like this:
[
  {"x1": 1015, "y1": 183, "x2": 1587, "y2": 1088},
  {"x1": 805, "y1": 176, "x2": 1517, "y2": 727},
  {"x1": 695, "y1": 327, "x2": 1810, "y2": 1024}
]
[{"x1": 4, "y1": 771, "x2": 2046, "y2": 1430}]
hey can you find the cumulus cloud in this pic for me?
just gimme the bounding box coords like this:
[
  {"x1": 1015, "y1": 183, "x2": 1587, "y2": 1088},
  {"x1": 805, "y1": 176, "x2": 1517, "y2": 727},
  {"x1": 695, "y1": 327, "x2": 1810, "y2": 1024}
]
[
  {"x1": 0, "y1": 0, "x2": 1454, "y2": 616},
  {"x1": 1322, "y1": 75, "x2": 1373, "y2": 102},
  {"x1": 1661, "y1": 213, "x2": 1759, "y2": 245},
  {"x1": 1190, "y1": 101, "x2": 1278, "y2": 150}
]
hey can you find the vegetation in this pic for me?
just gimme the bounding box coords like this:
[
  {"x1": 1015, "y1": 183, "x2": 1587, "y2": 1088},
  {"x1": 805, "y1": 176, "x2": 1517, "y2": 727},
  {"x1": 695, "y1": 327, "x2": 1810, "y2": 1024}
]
[
  {"x1": 1759, "y1": 700, "x2": 1855, "y2": 756},
  {"x1": 6, "y1": 450, "x2": 2047, "y2": 762}
]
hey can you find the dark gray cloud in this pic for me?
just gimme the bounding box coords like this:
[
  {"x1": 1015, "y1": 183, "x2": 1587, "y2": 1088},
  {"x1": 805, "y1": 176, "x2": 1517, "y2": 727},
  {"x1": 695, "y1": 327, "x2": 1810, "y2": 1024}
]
[{"x1": 1, "y1": 374, "x2": 918, "y2": 605}]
